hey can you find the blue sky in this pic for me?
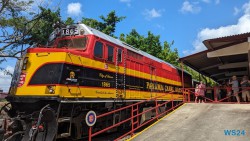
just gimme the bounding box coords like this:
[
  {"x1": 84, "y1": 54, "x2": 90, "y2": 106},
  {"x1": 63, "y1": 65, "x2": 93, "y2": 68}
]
[
  {"x1": 1, "y1": 0, "x2": 250, "y2": 92},
  {"x1": 60, "y1": 0, "x2": 250, "y2": 55}
]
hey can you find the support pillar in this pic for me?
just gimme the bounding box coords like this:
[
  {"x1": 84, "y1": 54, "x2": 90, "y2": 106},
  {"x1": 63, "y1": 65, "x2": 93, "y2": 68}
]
[
  {"x1": 248, "y1": 37, "x2": 250, "y2": 76},
  {"x1": 181, "y1": 61, "x2": 185, "y2": 102}
]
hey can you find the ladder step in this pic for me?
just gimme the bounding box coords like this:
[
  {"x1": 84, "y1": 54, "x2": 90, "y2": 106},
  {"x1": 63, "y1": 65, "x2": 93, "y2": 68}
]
[
  {"x1": 58, "y1": 133, "x2": 70, "y2": 138},
  {"x1": 117, "y1": 84, "x2": 125, "y2": 86},
  {"x1": 58, "y1": 117, "x2": 71, "y2": 123},
  {"x1": 132, "y1": 109, "x2": 138, "y2": 112},
  {"x1": 133, "y1": 121, "x2": 138, "y2": 125}
]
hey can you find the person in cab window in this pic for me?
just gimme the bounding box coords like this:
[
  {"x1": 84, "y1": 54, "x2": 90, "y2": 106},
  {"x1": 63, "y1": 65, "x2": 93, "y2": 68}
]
[
  {"x1": 229, "y1": 76, "x2": 240, "y2": 103},
  {"x1": 240, "y1": 76, "x2": 250, "y2": 102}
]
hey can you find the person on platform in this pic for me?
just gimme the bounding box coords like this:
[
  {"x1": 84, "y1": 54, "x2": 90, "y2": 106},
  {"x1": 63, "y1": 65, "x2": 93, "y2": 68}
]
[
  {"x1": 225, "y1": 82, "x2": 232, "y2": 102},
  {"x1": 214, "y1": 83, "x2": 221, "y2": 101},
  {"x1": 229, "y1": 76, "x2": 240, "y2": 103},
  {"x1": 195, "y1": 84, "x2": 199, "y2": 103},
  {"x1": 197, "y1": 81, "x2": 206, "y2": 103},
  {"x1": 240, "y1": 76, "x2": 250, "y2": 102}
]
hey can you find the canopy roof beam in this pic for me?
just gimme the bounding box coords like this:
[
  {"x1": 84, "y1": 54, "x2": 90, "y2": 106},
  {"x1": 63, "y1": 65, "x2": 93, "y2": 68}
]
[
  {"x1": 207, "y1": 42, "x2": 249, "y2": 58},
  {"x1": 199, "y1": 64, "x2": 222, "y2": 71},
  {"x1": 225, "y1": 71, "x2": 248, "y2": 76},
  {"x1": 210, "y1": 72, "x2": 225, "y2": 77},
  {"x1": 219, "y1": 62, "x2": 248, "y2": 69}
]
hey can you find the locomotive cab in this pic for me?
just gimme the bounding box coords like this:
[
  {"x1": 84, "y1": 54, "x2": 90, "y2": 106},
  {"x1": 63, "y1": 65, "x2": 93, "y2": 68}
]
[{"x1": 9, "y1": 24, "x2": 94, "y2": 98}]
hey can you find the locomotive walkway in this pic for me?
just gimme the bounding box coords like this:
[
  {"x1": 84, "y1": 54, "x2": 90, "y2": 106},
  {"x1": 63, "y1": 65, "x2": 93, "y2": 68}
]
[{"x1": 129, "y1": 103, "x2": 250, "y2": 141}]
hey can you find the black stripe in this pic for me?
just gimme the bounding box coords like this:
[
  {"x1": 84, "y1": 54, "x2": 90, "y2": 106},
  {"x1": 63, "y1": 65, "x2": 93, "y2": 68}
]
[{"x1": 29, "y1": 63, "x2": 187, "y2": 93}]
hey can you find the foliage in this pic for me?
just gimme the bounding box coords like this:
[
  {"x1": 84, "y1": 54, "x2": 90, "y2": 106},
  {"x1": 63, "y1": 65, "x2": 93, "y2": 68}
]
[
  {"x1": 65, "y1": 17, "x2": 74, "y2": 25},
  {"x1": 82, "y1": 10, "x2": 125, "y2": 36},
  {"x1": 0, "y1": 0, "x2": 34, "y2": 59},
  {"x1": 122, "y1": 29, "x2": 144, "y2": 49},
  {"x1": 29, "y1": 7, "x2": 61, "y2": 45},
  {"x1": 64, "y1": 11, "x2": 125, "y2": 37},
  {"x1": 0, "y1": 1, "x2": 61, "y2": 58},
  {"x1": 183, "y1": 65, "x2": 216, "y2": 86},
  {"x1": 158, "y1": 41, "x2": 179, "y2": 66},
  {"x1": 0, "y1": 0, "x2": 62, "y2": 78},
  {"x1": 121, "y1": 29, "x2": 179, "y2": 65}
]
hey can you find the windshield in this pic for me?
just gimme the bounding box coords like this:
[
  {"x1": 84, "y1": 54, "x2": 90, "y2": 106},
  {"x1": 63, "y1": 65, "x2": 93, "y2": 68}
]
[{"x1": 57, "y1": 37, "x2": 88, "y2": 49}]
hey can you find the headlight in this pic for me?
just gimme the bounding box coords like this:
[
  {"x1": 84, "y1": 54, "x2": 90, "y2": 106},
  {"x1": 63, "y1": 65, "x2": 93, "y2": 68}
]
[
  {"x1": 22, "y1": 57, "x2": 28, "y2": 70},
  {"x1": 47, "y1": 85, "x2": 55, "y2": 94},
  {"x1": 80, "y1": 29, "x2": 85, "y2": 35}
]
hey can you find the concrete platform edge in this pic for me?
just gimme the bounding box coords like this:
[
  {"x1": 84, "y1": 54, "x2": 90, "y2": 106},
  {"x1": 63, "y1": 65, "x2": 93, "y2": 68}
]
[{"x1": 127, "y1": 103, "x2": 186, "y2": 141}]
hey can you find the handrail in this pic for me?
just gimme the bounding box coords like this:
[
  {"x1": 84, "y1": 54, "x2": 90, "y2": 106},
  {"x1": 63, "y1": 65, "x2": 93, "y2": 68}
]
[
  {"x1": 182, "y1": 86, "x2": 250, "y2": 103},
  {"x1": 88, "y1": 91, "x2": 182, "y2": 141},
  {"x1": 115, "y1": 102, "x2": 183, "y2": 141}
]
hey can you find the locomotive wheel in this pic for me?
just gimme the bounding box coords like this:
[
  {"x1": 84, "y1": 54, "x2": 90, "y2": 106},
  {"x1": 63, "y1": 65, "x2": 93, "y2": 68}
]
[{"x1": 21, "y1": 107, "x2": 57, "y2": 141}]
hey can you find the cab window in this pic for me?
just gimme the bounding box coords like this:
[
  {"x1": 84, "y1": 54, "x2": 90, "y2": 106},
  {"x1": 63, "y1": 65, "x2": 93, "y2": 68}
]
[
  {"x1": 107, "y1": 46, "x2": 114, "y2": 62},
  {"x1": 57, "y1": 37, "x2": 88, "y2": 49},
  {"x1": 94, "y1": 41, "x2": 103, "y2": 58}
]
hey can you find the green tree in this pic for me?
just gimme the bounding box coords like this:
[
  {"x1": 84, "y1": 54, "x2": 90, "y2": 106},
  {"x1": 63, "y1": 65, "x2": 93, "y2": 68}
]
[
  {"x1": 0, "y1": 0, "x2": 33, "y2": 60},
  {"x1": 123, "y1": 29, "x2": 144, "y2": 48},
  {"x1": 158, "y1": 41, "x2": 179, "y2": 66},
  {"x1": 82, "y1": 18, "x2": 102, "y2": 30},
  {"x1": 82, "y1": 10, "x2": 125, "y2": 36},
  {"x1": 0, "y1": 0, "x2": 61, "y2": 73},
  {"x1": 121, "y1": 29, "x2": 179, "y2": 65},
  {"x1": 29, "y1": 7, "x2": 61, "y2": 45},
  {"x1": 119, "y1": 33, "x2": 125, "y2": 41},
  {"x1": 65, "y1": 17, "x2": 74, "y2": 25},
  {"x1": 142, "y1": 31, "x2": 162, "y2": 57}
]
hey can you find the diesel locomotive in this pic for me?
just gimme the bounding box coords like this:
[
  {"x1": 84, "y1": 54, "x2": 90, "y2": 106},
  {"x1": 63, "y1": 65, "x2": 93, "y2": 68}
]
[{"x1": 1, "y1": 23, "x2": 192, "y2": 140}]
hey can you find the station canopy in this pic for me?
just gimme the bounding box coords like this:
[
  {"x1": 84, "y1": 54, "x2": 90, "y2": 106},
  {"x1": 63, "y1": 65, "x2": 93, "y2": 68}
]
[{"x1": 179, "y1": 33, "x2": 250, "y2": 82}]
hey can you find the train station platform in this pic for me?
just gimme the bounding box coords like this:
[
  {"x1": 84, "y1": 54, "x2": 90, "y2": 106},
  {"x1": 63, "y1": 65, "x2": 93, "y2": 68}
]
[{"x1": 129, "y1": 103, "x2": 250, "y2": 141}]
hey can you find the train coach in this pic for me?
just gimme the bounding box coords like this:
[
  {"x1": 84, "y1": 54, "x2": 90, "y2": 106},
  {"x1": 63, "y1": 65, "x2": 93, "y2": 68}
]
[{"x1": 1, "y1": 23, "x2": 192, "y2": 140}]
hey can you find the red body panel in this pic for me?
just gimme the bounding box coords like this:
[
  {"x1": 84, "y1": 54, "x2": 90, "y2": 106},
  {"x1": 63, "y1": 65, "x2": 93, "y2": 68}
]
[{"x1": 27, "y1": 35, "x2": 181, "y2": 83}]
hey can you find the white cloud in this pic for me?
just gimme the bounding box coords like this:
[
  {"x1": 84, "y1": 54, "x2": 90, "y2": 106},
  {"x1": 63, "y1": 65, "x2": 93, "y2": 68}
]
[
  {"x1": 143, "y1": 8, "x2": 164, "y2": 20},
  {"x1": 202, "y1": 0, "x2": 210, "y2": 3},
  {"x1": 26, "y1": 0, "x2": 58, "y2": 14},
  {"x1": 120, "y1": 0, "x2": 131, "y2": 7},
  {"x1": 155, "y1": 24, "x2": 165, "y2": 30},
  {"x1": 243, "y1": 1, "x2": 250, "y2": 14},
  {"x1": 120, "y1": 0, "x2": 130, "y2": 2},
  {"x1": 215, "y1": 0, "x2": 220, "y2": 4},
  {"x1": 234, "y1": 7, "x2": 240, "y2": 15},
  {"x1": 0, "y1": 66, "x2": 14, "y2": 92},
  {"x1": 180, "y1": 1, "x2": 201, "y2": 14},
  {"x1": 183, "y1": 1, "x2": 250, "y2": 55},
  {"x1": 67, "y1": 2, "x2": 82, "y2": 16}
]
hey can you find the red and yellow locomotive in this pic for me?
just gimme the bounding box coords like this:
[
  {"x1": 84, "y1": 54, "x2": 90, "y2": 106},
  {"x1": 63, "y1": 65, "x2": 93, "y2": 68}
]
[{"x1": 2, "y1": 23, "x2": 192, "y2": 140}]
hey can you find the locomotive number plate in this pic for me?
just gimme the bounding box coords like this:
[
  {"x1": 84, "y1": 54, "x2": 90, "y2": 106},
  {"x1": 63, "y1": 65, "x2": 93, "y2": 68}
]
[{"x1": 61, "y1": 28, "x2": 79, "y2": 36}]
